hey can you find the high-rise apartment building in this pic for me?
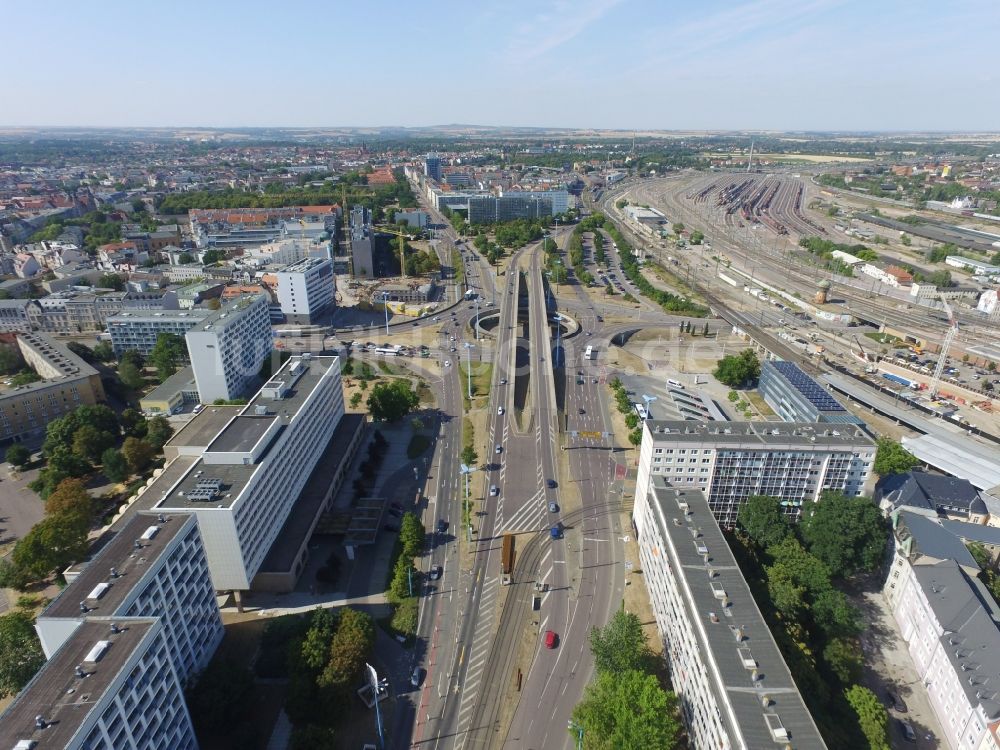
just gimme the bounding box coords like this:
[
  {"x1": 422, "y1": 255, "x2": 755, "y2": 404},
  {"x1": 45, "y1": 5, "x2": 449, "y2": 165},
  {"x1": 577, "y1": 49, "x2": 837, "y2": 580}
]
[
  {"x1": 635, "y1": 479, "x2": 827, "y2": 750},
  {"x1": 350, "y1": 205, "x2": 375, "y2": 278},
  {"x1": 424, "y1": 153, "x2": 442, "y2": 182},
  {"x1": 0, "y1": 511, "x2": 222, "y2": 749},
  {"x1": 635, "y1": 420, "x2": 875, "y2": 529},
  {"x1": 273, "y1": 257, "x2": 335, "y2": 324},
  {"x1": 185, "y1": 293, "x2": 272, "y2": 402}
]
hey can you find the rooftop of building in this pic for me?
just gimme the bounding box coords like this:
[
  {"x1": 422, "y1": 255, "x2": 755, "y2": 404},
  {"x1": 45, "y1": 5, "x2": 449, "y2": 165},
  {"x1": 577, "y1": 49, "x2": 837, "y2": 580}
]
[
  {"x1": 155, "y1": 356, "x2": 337, "y2": 511},
  {"x1": 878, "y1": 470, "x2": 986, "y2": 516},
  {"x1": 277, "y1": 256, "x2": 331, "y2": 273},
  {"x1": 165, "y1": 407, "x2": 243, "y2": 451},
  {"x1": 0, "y1": 618, "x2": 158, "y2": 749},
  {"x1": 913, "y1": 559, "x2": 1000, "y2": 721},
  {"x1": 647, "y1": 478, "x2": 828, "y2": 749},
  {"x1": 894, "y1": 510, "x2": 980, "y2": 569},
  {"x1": 107, "y1": 308, "x2": 209, "y2": 323},
  {"x1": 139, "y1": 364, "x2": 197, "y2": 405},
  {"x1": 764, "y1": 360, "x2": 847, "y2": 413},
  {"x1": 15, "y1": 332, "x2": 98, "y2": 381},
  {"x1": 42, "y1": 513, "x2": 194, "y2": 620},
  {"x1": 189, "y1": 291, "x2": 266, "y2": 332},
  {"x1": 901, "y1": 434, "x2": 1000, "y2": 492},
  {"x1": 644, "y1": 419, "x2": 873, "y2": 447}
]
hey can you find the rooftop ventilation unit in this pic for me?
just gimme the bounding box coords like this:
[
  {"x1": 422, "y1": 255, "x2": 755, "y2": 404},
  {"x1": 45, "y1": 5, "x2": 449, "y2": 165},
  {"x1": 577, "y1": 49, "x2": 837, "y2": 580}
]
[
  {"x1": 764, "y1": 714, "x2": 788, "y2": 741},
  {"x1": 84, "y1": 640, "x2": 111, "y2": 663},
  {"x1": 87, "y1": 583, "x2": 110, "y2": 600},
  {"x1": 140, "y1": 525, "x2": 159, "y2": 541}
]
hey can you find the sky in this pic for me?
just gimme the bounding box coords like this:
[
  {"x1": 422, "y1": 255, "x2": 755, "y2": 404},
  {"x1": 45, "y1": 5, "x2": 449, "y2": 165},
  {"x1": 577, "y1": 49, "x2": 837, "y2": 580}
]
[{"x1": 5, "y1": 0, "x2": 998, "y2": 131}]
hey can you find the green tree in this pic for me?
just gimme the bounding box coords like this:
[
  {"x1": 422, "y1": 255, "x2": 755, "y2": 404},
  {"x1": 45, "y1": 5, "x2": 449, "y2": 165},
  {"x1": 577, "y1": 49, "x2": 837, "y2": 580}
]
[
  {"x1": 900, "y1": 233, "x2": 911, "y2": 246},
  {"x1": 366, "y1": 380, "x2": 419, "y2": 422},
  {"x1": 71, "y1": 424, "x2": 115, "y2": 464},
  {"x1": 91, "y1": 340, "x2": 114, "y2": 362},
  {"x1": 737, "y1": 495, "x2": 791, "y2": 550},
  {"x1": 119, "y1": 408, "x2": 147, "y2": 437},
  {"x1": 800, "y1": 492, "x2": 888, "y2": 578},
  {"x1": 202, "y1": 248, "x2": 224, "y2": 265},
  {"x1": 571, "y1": 669, "x2": 681, "y2": 750},
  {"x1": 43, "y1": 478, "x2": 92, "y2": 520},
  {"x1": 389, "y1": 557, "x2": 414, "y2": 600},
  {"x1": 589, "y1": 611, "x2": 649, "y2": 675},
  {"x1": 186, "y1": 658, "x2": 255, "y2": 736},
  {"x1": 121, "y1": 437, "x2": 155, "y2": 473},
  {"x1": 118, "y1": 359, "x2": 145, "y2": 390},
  {"x1": 672, "y1": 222, "x2": 684, "y2": 234},
  {"x1": 690, "y1": 230, "x2": 704, "y2": 244},
  {"x1": 0, "y1": 346, "x2": 24, "y2": 374},
  {"x1": 149, "y1": 332, "x2": 185, "y2": 382},
  {"x1": 290, "y1": 725, "x2": 338, "y2": 750},
  {"x1": 873, "y1": 437, "x2": 921, "y2": 477},
  {"x1": 824, "y1": 638, "x2": 863, "y2": 684},
  {"x1": 400, "y1": 512, "x2": 426, "y2": 559},
  {"x1": 460, "y1": 444, "x2": 478, "y2": 467},
  {"x1": 5, "y1": 444, "x2": 30, "y2": 468},
  {"x1": 9, "y1": 510, "x2": 90, "y2": 585},
  {"x1": 178, "y1": 251, "x2": 195, "y2": 264},
  {"x1": 628, "y1": 427, "x2": 643, "y2": 445},
  {"x1": 349, "y1": 392, "x2": 363, "y2": 408},
  {"x1": 0, "y1": 610, "x2": 45, "y2": 698},
  {"x1": 145, "y1": 416, "x2": 174, "y2": 450},
  {"x1": 712, "y1": 349, "x2": 760, "y2": 387},
  {"x1": 845, "y1": 685, "x2": 890, "y2": 750},
  {"x1": 300, "y1": 608, "x2": 337, "y2": 671},
  {"x1": 318, "y1": 608, "x2": 374, "y2": 690},
  {"x1": 98, "y1": 273, "x2": 125, "y2": 291},
  {"x1": 101, "y1": 448, "x2": 129, "y2": 483}
]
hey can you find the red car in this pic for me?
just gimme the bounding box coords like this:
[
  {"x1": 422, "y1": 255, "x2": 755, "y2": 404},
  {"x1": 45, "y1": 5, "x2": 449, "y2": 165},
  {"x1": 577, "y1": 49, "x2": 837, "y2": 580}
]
[{"x1": 544, "y1": 630, "x2": 558, "y2": 649}]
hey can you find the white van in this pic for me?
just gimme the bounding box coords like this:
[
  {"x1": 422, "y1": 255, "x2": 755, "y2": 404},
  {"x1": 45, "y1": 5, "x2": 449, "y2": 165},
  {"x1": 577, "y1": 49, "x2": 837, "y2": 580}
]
[{"x1": 666, "y1": 379, "x2": 685, "y2": 389}]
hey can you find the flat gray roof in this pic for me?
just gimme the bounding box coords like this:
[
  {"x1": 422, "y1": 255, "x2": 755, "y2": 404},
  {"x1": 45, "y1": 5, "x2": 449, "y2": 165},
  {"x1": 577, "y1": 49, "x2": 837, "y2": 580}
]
[
  {"x1": 139, "y1": 364, "x2": 197, "y2": 404},
  {"x1": 42, "y1": 513, "x2": 193, "y2": 620},
  {"x1": 902, "y1": 433, "x2": 1000, "y2": 491},
  {"x1": 645, "y1": 419, "x2": 873, "y2": 447},
  {"x1": 155, "y1": 454, "x2": 264, "y2": 511},
  {"x1": 649, "y1": 478, "x2": 828, "y2": 749},
  {"x1": 166, "y1": 407, "x2": 242, "y2": 451},
  {"x1": 0, "y1": 619, "x2": 157, "y2": 748},
  {"x1": 206, "y1": 415, "x2": 277, "y2": 454}
]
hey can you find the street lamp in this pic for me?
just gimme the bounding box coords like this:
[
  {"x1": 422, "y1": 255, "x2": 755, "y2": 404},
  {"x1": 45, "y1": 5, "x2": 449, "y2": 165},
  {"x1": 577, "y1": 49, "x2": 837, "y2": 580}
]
[
  {"x1": 464, "y1": 342, "x2": 475, "y2": 399},
  {"x1": 568, "y1": 720, "x2": 584, "y2": 750},
  {"x1": 366, "y1": 662, "x2": 386, "y2": 750}
]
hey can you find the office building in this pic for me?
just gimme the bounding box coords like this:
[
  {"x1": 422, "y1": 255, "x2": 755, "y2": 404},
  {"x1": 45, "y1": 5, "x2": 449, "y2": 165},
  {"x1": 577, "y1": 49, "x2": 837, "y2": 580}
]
[
  {"x1": 635, "y1": 420, "x2": 875, "y2": 528},
  {"x1": 273, "y1": 257, "x2": 335, "y2": 324},
  {"x1": 467, "y1": 195, "x2": 553, "y2": 224},
  {"x1": 185, "y1": 293, "x2": 272, "y2": 403},
  {"x1": 189, "y1": 206, "x2": 338, "y2": 249},
  {"x1": 0, "y1": 512, "x2": 222, "y2": 750},
  {"x1": 240, "y1": 237, "x2": 332, "y2": 269},
  {"x1": 144, "y1": 356, "x2": 353, "y2": 593},
  {"x1": 0, "y1": 333, "x2": 106, "y2": 442},
  {"x1": 885, "y1": 513, "x2": 1000, "y2": 750},
  {"x1": 946, "y1": 255, "x2": 1000, "y2": 276},
  {"x1": 636, "y1": 479, "x2": 827, "y2": 750},
  {"x1": 106, "y1": 309, "x2": 208, "y2": 357},
  {"x1": 424, "y1": 153, "x2": 442, "y2": 182},
  {"x1": 759, "y1": 360, "x2": 862, "y2": 425},
  {"x1": 499, "y1": 189, "x2": 570, "y2": 215}
]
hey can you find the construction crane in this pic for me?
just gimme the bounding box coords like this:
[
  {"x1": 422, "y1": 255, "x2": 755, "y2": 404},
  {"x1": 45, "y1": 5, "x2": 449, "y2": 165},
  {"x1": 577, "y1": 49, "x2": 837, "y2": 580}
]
[
  {"x1": 747, "y1": 140, "x2": 755, "y2": 173},
  {"x1": 851, "y1": 334, "x2": 874, "y2": 363},
  {"x1": 376, "y1": 225, "x2": 416, "y2": 279},
  {"x1": 929, "y1": 294, "x2": 959, "y2": 398}
]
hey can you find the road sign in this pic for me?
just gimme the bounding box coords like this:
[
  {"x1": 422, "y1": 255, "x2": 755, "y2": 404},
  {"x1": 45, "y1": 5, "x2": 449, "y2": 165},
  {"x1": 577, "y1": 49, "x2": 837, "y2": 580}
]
[{"x1": 577, "y1": 431, "x2": 603, "y2": 439}]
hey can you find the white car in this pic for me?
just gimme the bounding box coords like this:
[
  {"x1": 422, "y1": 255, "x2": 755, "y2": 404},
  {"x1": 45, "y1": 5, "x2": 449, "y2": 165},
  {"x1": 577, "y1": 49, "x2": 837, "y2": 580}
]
[
  {"x1": 497, "y1": 406, "x2": 504, "y2": 415},
  {"x1": 444, "y1": 360, "x2": 451, "y2": 367}
]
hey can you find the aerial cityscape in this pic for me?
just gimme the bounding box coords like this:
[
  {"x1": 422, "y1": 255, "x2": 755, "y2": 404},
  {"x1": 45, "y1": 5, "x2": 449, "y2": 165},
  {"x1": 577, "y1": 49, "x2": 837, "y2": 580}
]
[{"x1": 1, "y1": 3, "x2": 999, "y2": 750}]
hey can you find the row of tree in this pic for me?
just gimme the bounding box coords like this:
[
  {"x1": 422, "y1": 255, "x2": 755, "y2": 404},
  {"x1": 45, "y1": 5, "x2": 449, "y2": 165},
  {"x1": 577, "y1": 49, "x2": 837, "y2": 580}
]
[
  {"x1": 571, "y1": 610, "x2": 682, "y2": 748},
  {"x1": 387, "y1": 512, "x2": 427, "y2": 637},
  {"x1": 608, "y1": 378, "x2": 643, "y2": 446},
  {"x1": 735, "y1": 493, "x2": 890, "y2": 747}
]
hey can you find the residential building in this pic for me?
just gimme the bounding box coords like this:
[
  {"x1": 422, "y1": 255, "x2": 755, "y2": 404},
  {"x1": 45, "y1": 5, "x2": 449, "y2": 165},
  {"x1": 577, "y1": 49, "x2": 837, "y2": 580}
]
[
  {"x1": 240, "y1": 237, "x2": 332, "y2": 269},
  {"x1": 0, "y1": 619, "x2": 197, "y2": 750},
  {"x1": 106, "y1": 309, "x2": 208, "y2": 357},
  {"x1": 635, "y1": 420, "x2": 875, "y2": 528},
  {"x1": 185, "y1": 293, "x2": 271, "y2": 402},
  {"x1": 424, "y1": 153, "x2": 442, "y2": 182},
  {"x1": 499, "y1": 189, "x2": 570, "y2": 215},
  {"x1": 143, "y1": 355, "x2": 358, "y2": 593},
  {"x1": 876, "y1": 471, "x2": 988, "y2": 524},
  {"x1": 467, "y1": 195, "x2": 553, "y2": 224},
  {"x1": 0, "y1": 512, "x2": 222, "y2": 750},
  {"x1": 636, "y1": 479, "x2": 827, "y2": 750},
  {"x1": 885, "y1": 525, "x2": 1000, "y2": 750},
  {"x1": 0, "y1": 299, "x2": 31, "y2": 332},
  {"x1": 759, "y1": 360, "x2": 863, "y2": 424},
  {"x1": 14, "y1": 252, "x2": 40, "y2": 278},
  {"x1": 273, "y1": 257, "x2": 335, "y2": 324},
  {"x1": 0, "y1": 333, "x2": 106, "y2": 442}
]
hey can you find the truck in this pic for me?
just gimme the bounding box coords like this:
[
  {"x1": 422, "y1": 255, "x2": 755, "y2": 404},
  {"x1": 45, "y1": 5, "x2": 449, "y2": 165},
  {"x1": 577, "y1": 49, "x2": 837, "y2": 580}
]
[
  {"x1": 501, "y1": 533, "x2": 515, "y2": 583},
  {"x1": 882, "y1": 372, "x2": 920, "y2": 390},
  {"x1": 718, "y1": 272, "x2": 740, "y2": 288}
]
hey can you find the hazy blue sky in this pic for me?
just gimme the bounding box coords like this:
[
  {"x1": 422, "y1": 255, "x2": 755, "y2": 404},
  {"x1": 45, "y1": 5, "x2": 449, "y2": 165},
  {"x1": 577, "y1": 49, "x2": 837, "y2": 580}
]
[{"x1": 6, "y1": 0, "x2": 997, "y2": 131}]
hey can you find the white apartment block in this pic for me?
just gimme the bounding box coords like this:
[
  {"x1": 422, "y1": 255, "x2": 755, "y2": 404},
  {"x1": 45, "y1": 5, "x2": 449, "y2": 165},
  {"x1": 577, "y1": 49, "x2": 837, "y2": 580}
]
[
  {"x1": 0, "y1": 512, "x2": 222, "y2": 749},
  {"x1": 273, "y1": 256, "x2": 335, "y2": 324},
  {"x1": 885, "y1": 512, "x2": 1000, "y2": 750},
  {"x1": 498, "y1": 189, "x2": 570, "y2": 215},
  {"x1": 149, "y1": 355, "x2": 345, "y2": 592},
  {"x1": 0, "y1": 619, "x2": 197, "y2": 750},
  {"x1": 106, "y1": 309, "x2": 207, "y2": 357},
  {"x1": 36, "y1": 512, "x2": 223, "y2": 679},
  {"x1": 635, "y1": 421, "x2": 875, "y2": 530},
  {"x1": 185, "y1": 293, "x2": 272, "y2": 402},
  {"x1": 636, "y1": 478, "x2": 827, "y2": 749}
]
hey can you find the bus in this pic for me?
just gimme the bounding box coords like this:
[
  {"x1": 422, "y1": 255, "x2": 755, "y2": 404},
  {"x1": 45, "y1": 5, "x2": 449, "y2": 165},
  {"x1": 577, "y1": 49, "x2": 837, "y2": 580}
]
[
  {"x1": 374, "y1": 345, "x2": 401, "y2": 356},
  {"x1": 633, "y1": 403, "x2": 649, "y2": 420},
  {"x1": 584, "y1": 345, "x2": 595, "y2": 360}
]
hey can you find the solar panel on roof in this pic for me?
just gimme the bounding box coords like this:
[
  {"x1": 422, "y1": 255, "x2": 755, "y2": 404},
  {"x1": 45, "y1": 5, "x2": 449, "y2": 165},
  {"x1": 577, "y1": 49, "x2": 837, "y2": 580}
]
[{"x1": 771, "y1": 360, "x2": 845, "y2": 412}]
